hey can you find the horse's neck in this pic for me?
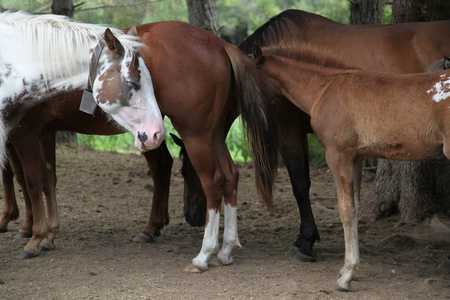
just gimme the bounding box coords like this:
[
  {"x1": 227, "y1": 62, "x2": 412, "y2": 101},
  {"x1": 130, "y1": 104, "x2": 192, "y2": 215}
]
[{"x1": 267, "y1": 58, "x2": 335, "y2": 115}]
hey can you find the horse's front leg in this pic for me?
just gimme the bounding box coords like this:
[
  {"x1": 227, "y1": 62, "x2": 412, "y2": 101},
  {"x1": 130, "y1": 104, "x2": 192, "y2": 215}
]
[
  {"x1": 325, "y1": 149, "x2": 360, "y2": 291},
  {"x1": 275, "y1": 100, "x2": 320, "y2": 262},
  {"x1": 215, "y1": 145, "x2": 241, "y2": 265},
  {"x1": 134, "y1": 141, "x2": 173, "y2": 243}
]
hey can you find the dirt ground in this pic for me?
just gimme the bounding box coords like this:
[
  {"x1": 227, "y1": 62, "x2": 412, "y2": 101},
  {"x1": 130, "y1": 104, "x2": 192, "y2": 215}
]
[{"x1": 0, "y1": 145, "x2": 449, "y2": 299}]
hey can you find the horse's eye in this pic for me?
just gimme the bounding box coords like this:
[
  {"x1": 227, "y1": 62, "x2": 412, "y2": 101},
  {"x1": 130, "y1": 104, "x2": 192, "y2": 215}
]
[{"x1": 126, "y1": 79, "x2": 140, "y2": 90}]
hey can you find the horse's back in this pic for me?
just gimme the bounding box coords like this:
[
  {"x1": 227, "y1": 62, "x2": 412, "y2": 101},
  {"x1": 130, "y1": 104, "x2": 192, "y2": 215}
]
[
  {"x1": 241, "y1": 9, "x2": 450, "y2": 74},
  {"x1": 301, "y1": 18, "x2": 450, "y2": 73}
]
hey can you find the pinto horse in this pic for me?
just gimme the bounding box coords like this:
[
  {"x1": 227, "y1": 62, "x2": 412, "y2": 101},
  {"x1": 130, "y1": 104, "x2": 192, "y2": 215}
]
[
  {"x1": 1, "y1": 20, "x2": 280, "y2": 271},
  {"x1": 0, "y1": 11, "x2": 166, "y2": 258},
  {"x1": 252, "y1": 43, "x2": 450, "y2": 291},
  {"x1": 0, "y1": 11, "x2": 164, "y2": 162}
]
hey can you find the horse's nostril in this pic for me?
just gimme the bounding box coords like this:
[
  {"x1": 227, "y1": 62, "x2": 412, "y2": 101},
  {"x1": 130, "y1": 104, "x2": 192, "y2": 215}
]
[{"x1": 137, "y1": 131, "x2": 148, "y2": 143}]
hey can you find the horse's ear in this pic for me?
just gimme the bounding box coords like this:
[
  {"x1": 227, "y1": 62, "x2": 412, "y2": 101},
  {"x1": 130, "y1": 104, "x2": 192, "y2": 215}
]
[
  {"x1": 104, "y1": 28, "x2": 124, "y2": 57},
  {"x1": 127, "y1": 26, "x2": 138, "y2": 37},
  {"x1": 170, "y1": 133, "x2": 184, "y2": 148},
  {"x1": 253, "y1": 44, "x2": 264, "y2": 65},
  {"x1": 444, "y1": 56, "x2": 450, "y2": 70}
]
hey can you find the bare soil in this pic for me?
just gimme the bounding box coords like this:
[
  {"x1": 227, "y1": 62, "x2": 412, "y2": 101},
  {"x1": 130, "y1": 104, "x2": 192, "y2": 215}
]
[{"x1": 1, "y1": 145, "x2": 449, "y2": 299}]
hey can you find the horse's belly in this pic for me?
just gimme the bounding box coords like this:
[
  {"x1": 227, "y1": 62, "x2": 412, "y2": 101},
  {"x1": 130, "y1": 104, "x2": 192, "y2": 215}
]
[{"x1": 358, "y1": 142, "x2": 443, "y2": 161}]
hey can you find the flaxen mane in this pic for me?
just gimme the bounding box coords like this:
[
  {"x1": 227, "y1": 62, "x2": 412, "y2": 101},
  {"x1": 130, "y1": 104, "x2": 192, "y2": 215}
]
[{"x1": 0, "y1": 11, "x2": 142, "y2": 83}]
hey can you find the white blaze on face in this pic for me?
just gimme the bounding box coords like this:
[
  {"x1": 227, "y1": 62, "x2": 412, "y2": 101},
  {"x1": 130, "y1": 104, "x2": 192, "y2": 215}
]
[
  {"x1": 427, "y1": 74, "x2": 450, "y2": 103},
  {"x1": 93, "y1": 56, "x2": 165, "y2": 151}
]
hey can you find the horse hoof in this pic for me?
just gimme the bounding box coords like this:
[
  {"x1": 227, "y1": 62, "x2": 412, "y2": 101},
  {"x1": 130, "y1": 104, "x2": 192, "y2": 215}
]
[
  {"x1": 209, "y1": 257, "x2": 228, "y2": 267},
  {"x1": 14, "y1": 230, "x2": 32, "y2": 239},
  {"x1": 437, "y1": 256, "x2": 450, "y2": 273},
  {"x1": 133, "y1": 233, "x2": 154, "y2": 243},
  {"x1": 0, "y1": 227, "x2": 7, "y2": 233},
  {"x1": 285, "y1": 246, "x2": 318, "y2": 262},
  {"x1": 39, "y1": 243, "x2": 55, "y2": 251},
  {"x1": 17, "y1": 250, "x2": 39, "y2": 259},
  {"x1": 185, "y1": 263, "x2": 206, "y2": 273},
  {"x1": 333, "y1": 282, "x2": 350, "y2": 292}
]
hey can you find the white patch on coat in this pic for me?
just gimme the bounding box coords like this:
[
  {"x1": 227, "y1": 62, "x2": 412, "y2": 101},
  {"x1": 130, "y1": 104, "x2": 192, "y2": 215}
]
[
  {"x1": 192, "y1": 209, "x2": 220, "y2": 270},
  {"x1": 427, "y1": 76, "x2": 450, "y2": 102},
  {"x1": 217, "y1": 204, "x2": 241, "y2": 265}
]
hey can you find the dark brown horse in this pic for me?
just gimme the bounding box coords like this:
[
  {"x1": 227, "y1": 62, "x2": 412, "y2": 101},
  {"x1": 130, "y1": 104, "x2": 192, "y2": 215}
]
[
  {"x1": 1, "y1": 21, "x2": 280, "y2": 272},
  {"x1": 234, "y1": 9, "x2": 450, "y2": 262},
  {"x1": 252, "y1": 43, "x2": 450, "y2": 291}
]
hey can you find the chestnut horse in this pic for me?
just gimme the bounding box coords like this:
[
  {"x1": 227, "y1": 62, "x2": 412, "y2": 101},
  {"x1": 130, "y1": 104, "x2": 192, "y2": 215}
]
[
  {"x1": 252, "y1": 43, "x2": 450, "y2": 291},
  {"x1": 2, "y1": 21, "x2": 280, "y2": 272}
]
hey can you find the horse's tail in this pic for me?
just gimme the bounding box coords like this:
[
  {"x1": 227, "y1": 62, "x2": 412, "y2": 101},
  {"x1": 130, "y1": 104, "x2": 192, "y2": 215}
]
[{"x1": 223, "y1": 44, "x2": 280, "y2": 212}]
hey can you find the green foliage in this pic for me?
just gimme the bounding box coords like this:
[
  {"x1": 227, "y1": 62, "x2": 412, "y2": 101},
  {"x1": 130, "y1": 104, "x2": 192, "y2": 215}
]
[
  {"x1": 217, "y1": 0, "x2": 350, "y2": 37},
  {"x1": 381, "y1": 3, "x2": 392, "y2": 24},
  {"x1": 77, "y1": 117, "x2": 251, "y2": 162},
  {"x1": 77, "y1": 132, "x2": 137, "y2": 153},
  {"x1": 307, "y1": 134, "x2": 327, "y2": 167}
]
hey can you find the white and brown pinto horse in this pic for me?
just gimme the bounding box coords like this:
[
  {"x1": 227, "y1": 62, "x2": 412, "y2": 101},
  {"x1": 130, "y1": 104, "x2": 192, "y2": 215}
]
[
  {"x1": 252, "y1": 44, "x2": 450, "y2": 291},
  {"x1": 0, "y1": 11, "x2": 164, "y2": 258},
  {"x1": 0, "y1": 11, "x2": 164, "y2": 155}
]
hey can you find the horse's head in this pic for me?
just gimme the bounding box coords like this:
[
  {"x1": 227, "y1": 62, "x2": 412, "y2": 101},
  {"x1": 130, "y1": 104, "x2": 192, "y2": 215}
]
[
  {"x1": 92, "y1": 27, "x2": 165, "y2": 151},
  {"x1": 171, "y1": 134, "x2": 207, "y2": 227}
]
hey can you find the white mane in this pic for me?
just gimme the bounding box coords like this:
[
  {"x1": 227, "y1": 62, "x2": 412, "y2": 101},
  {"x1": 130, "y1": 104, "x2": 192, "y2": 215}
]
[{"x1": 0, "y1": 11, "x2": 143, "y2": 83}]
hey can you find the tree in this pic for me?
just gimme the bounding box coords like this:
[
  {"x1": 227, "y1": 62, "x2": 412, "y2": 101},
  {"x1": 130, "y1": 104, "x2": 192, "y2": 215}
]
[
  {"x1": 186, "y1": 0, "x2": 219, "y2": 35},
  {"x1": 361, "y1": 0, "x2": 450, "y2": 222},
  {"x1": 349, "y1": 0, "x2": 384, "y2": 24}
]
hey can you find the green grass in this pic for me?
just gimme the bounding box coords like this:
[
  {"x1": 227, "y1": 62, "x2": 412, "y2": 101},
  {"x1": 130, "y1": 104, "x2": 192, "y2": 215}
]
[{"x1": 77, "y1": 118, "x2": 327, "y2": 166}]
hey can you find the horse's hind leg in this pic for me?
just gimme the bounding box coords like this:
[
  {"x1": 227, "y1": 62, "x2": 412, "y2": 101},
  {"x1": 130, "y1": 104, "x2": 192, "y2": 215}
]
[
  {"x1": 11, "y1": 133, "x2": 48, "y2": 258},
  {"x1": 134, "y1": 141, "x2": 173, "y2": 243},
  {"x1": 6, "y1": 142, "x2": 34, "y2": 238},
  {"x1": 215, "y1": 142, "x2": 241, "y2": 266},
  {"x1": 0, "y1": 144, "x2": 20, "y2": 233}
]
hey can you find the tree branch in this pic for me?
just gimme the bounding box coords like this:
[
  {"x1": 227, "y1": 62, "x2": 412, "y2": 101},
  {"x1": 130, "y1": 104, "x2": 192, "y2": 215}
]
[
  {"x1": 75, "y1": 0, "x2": 164, "y2": 12},
  {"x1": 0, "y1": 0, "x2": 164, "y2": 14}
]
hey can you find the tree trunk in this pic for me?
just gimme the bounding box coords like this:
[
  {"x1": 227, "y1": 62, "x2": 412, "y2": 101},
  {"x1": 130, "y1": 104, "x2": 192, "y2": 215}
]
[
  {"x1": 186, "y1": 0, "x2": 219, "y2": 35},
  {"x1": 52, "y1": 0, "x2": 74, "y2": 18},
  {"x1": 350, "y1": 0, "x2": 385, "y2": 24},
  {"x1": 52, "y1": 0, "x2": 77, "y2": 145},
  {"x1": 392, "y1": 0, "x2": 450, "y2": 22},
  {"x1": 361, "y1": 0, "x2": 450, "y2": 222}
]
